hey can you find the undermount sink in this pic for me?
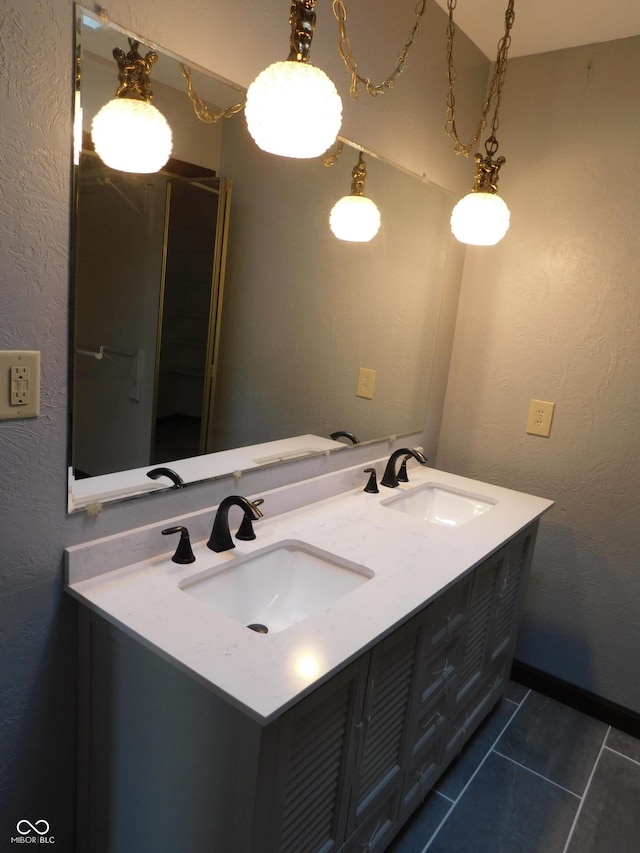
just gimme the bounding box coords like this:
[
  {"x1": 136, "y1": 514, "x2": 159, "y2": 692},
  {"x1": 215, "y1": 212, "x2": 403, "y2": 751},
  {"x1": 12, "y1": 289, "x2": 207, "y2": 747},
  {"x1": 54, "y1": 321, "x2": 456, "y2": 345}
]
[
  {"x1": 382, "y1": 483, "x2": 495, "y2": 527},
  {"x1": 179, "y1": 540, "x2": 373, "y2": 634}
]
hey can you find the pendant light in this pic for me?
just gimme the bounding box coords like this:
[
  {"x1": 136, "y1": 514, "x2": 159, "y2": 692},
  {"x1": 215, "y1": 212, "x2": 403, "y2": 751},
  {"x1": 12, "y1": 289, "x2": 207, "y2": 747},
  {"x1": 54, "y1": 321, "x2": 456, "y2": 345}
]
[
  {"x1": 231, "y1": 0, "x2": 425, "y2": 159},
  {"x1": 91, "y1": 39, "x2": 173, "y2": 174},
  {"x1": 445, "y1": 0, "x2": 516, "y2": 246},
  {"x1": 450, "y1": 147, "x2": 510, "y2": 246},
  {"x1": 329, "y1": 152, "x2": 381, "y2": 242},
  {"x1": 245, "y1": 0, "x2": 342, "y2": 158}
]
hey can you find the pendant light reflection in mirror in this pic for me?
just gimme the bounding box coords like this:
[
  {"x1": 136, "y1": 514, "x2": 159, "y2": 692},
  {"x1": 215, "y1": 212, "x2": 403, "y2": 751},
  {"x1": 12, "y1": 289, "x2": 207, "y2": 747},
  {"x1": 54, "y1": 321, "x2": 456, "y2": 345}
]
[
  {"x1": 91, "y1": 37, "x2": 173, "y2": 174},
  {"x1": 329, "y1": 150, "x2": 381, "y2": 243}
]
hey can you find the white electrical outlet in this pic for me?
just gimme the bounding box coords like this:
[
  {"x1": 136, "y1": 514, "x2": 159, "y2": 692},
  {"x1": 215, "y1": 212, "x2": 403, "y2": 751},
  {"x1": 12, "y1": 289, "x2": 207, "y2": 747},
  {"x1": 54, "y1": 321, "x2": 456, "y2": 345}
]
[
  {"x1": 0, "y1": 351, "x2": 40, "y2": 419},
  {"x1": 11, "y1": 365, "x2": 31, "y2": 405},
  {"x1": 356, "y1": 367, "x2": 376, "y2": 400},
  {"x1": 526, "y1": 399, "x2": 554, "y2": 437}
]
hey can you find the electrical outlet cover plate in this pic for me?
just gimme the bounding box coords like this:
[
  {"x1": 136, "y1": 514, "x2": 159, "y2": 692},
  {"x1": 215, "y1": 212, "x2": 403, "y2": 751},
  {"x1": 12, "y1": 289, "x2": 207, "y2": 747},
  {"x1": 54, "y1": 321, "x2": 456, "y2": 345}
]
[
  {"x1": 0, "y1": 350, "x2": 40, "y2": 419},
  {"x1": 356, "y1": 367, "x2": 376, "y2": 400},
  {"x1": 526, "y1": 399, "x2": 554, "y2": 437}
]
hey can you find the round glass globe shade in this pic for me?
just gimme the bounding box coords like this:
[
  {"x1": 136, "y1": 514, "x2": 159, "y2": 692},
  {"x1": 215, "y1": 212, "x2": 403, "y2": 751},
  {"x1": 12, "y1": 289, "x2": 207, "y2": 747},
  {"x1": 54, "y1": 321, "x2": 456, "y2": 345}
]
[
  {"x1": 450, "y1": 191, "x2": 510, "y2": 246},
  {"x1": 91, "y1": 98, "x2": 173, "y2": 174},
  {"x1": 330, "y1": 195, "x2": 381, "y2": 242},
  {"x1": 245, "y1": 60, "x2": 342, "y2": 159}
]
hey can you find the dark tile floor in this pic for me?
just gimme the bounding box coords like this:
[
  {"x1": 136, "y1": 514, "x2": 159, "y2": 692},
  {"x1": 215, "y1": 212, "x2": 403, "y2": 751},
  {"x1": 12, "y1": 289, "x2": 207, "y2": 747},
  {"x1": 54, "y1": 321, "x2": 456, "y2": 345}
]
[{"x1": 389, "y1": 683, "x2": 640, "y2": 853}]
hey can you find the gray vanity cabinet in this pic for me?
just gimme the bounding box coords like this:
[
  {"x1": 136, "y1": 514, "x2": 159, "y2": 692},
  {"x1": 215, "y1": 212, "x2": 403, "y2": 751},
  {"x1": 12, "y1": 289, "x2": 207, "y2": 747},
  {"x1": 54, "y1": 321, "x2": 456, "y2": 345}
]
[
  {"x1": 78, "y1": 522, "x2": 538, "y2": 853},
  {"x1": 444, "y1": 525, "x2": 535, "y2": 762},
  {"x1": 262, "y1": 524, "x2": 536, "y2": 853}
]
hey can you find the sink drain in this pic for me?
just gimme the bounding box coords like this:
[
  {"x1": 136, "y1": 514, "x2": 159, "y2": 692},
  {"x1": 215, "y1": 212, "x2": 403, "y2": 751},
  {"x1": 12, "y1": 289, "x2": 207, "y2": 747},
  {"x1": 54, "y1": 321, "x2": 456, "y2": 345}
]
[{"x1": 247, "y1": 623, "x2": 269, "y2": 634}]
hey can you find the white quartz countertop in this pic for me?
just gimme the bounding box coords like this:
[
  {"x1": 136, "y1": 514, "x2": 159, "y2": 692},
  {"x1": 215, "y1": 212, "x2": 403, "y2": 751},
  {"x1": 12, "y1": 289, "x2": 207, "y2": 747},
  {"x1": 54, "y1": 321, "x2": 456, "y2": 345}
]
[{"x1": 66, "y1": 461, "x2": 553, "y2": 724}]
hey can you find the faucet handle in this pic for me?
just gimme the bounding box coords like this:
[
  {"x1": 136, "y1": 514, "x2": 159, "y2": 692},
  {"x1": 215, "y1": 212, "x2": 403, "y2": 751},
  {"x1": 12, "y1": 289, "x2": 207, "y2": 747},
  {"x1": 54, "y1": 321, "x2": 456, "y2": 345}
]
[
  {"x1": 397, "y1": 454, "x2": 413, "y2": 483},
  {"x1": 236, "y1": 498, "x2": 265, "y2": 541},
  {"x1": 363, "y1": 468, "x2": 379, "y2": 493},
  {"x1": 161, "y1": 526, "x2": 196, "y2": 563}
]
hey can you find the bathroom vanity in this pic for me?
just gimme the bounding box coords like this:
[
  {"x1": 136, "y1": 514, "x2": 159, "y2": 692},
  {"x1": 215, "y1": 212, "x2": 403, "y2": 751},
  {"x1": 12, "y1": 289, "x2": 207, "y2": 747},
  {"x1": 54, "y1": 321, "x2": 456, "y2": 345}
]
[{"x1": 66, "y1": 460, "x2": 552, "y2": 852}]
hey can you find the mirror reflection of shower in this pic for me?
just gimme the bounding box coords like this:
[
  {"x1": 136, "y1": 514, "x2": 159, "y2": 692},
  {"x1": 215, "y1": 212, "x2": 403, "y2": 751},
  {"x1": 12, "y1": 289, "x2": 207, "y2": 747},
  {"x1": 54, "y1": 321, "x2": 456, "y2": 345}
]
[
  {"x1": 72, "y1": 155, "x2": 231, "y2": 478},
  {"x1": 154, "y1": 176, "x2": 231, "y2": 463}
]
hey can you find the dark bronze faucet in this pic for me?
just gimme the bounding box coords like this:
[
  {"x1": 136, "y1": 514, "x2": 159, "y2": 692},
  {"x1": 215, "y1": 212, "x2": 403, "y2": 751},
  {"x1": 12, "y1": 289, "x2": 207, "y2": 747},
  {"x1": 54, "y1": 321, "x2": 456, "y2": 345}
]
[
  {"x1": 380, "y1": 447, "x2": 427, "y2": 488},
  {"x1": 207, "y1": 495, "x2": 264, "y2": 552},
  {"x1": 330, "y1": 430, "x2": 361, "y2": 444},
  {"x1": 146, "y1": 467, "x2": 184, "y2": 489}
]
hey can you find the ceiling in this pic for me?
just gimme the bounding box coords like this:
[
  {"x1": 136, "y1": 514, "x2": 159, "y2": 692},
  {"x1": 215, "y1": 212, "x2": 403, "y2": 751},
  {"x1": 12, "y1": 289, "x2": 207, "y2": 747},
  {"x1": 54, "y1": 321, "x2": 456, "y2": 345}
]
[{"x1": 433, "y1": 0, "x2": 640, "y2": 58}]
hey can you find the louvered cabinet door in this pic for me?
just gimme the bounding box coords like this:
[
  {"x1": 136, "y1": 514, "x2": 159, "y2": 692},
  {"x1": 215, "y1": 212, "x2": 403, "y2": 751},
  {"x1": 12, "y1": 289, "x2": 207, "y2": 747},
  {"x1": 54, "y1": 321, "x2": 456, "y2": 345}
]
[
  {"x1": 345, "y1": 612, "x2": 424, "y2": 840},
  {"x1": 488, "y1": 526, "x2": 536, "y2": 665},
  {"x1": 444, "y1": 523, "x2": 539, "y2": 763},
  {"x1": 264, "y1": 657, "x2": 368, "y2": 853},
  {"x1": 454, "y1": 549, "x2": 504, "y2": 707},
  {"x1": 441, "y1": 546, "x2": 507, "y2": 764}
]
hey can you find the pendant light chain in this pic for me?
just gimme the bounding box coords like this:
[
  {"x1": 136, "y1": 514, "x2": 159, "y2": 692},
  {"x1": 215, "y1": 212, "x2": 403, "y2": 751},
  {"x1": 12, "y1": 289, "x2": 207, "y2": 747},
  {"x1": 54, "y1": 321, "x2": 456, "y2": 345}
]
[
  {"x1": 323, "y1": 139, "x2": 345, "y2": 166},
  {"x1": 445, "y1": 0, "x2": 515, "y2": 157},
  {"x1": 179, "y1": 64, "x2": 246, "y2": 124},
  {"x1": 332, "y1": 0, "x2": 426, "y2": 99}
]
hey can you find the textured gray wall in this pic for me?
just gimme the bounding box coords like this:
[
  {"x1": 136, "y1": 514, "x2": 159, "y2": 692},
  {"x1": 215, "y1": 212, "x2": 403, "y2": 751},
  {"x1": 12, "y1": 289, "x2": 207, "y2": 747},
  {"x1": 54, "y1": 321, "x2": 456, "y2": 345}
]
[
  {"x1": 0, "y1": 0, "x2": 486, "y2": 847},
  {"x1": 0, "y1": 2, "x2": 77, "y2": 848},
  {"x1": 437, "y1": 37, "x2": 640, "y2": 713}
]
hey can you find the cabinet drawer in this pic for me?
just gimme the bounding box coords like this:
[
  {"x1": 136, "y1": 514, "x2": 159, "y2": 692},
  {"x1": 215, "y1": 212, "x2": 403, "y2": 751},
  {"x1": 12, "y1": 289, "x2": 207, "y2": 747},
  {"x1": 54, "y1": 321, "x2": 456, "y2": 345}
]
[
  {"x1": 400, "y1": 737, "x2": 444, "y2": 819},
  {"x1": 340, "y1": 786, "x2": 401, "y2": 853},
  {"x1": 423, "y1": 576, "x2": 472, "y2": 654},
  {"x1": 405, "y1": 690, "x2": 448, "y2": 764},
  {"x1": 444, "y1": 662, "x2": 508, "y2": 764},
  {"x1": 401, "y1": 693, "x2": 447, "y2": 818},
  {"x1": 415, "y1": 638, "x2": 461, "y2": 712}
]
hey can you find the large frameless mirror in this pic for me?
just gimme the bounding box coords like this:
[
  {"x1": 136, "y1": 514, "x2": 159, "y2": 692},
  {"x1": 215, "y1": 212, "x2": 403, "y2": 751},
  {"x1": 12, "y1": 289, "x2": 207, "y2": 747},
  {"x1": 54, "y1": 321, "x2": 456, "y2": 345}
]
[{"x1": 69, "y1": 4, "x2": 454, "y2": 511}]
